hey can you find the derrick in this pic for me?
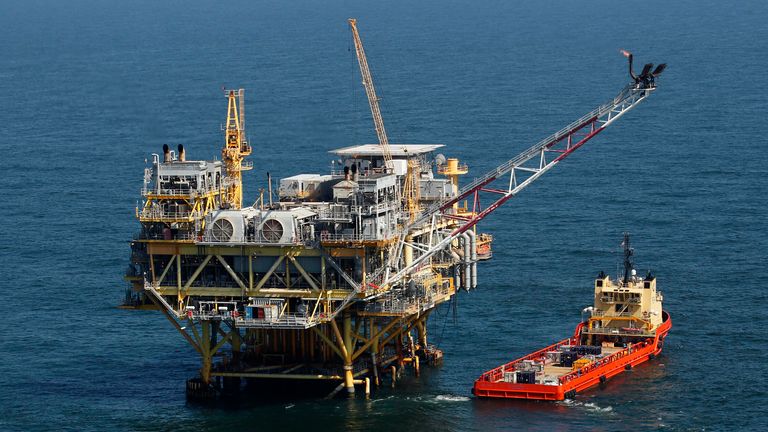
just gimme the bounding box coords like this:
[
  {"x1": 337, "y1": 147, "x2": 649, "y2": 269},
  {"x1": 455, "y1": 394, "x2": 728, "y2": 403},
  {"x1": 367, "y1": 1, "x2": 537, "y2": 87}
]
[{"x1": 221, "y1": 89, "x2": 253, "y2": 210}]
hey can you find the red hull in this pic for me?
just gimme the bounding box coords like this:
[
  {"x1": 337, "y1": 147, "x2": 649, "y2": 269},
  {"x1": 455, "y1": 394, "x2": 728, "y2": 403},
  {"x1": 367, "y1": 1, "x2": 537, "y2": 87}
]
[{"x1": 473, "y1": 311, "x2": 671, "y2": 400}]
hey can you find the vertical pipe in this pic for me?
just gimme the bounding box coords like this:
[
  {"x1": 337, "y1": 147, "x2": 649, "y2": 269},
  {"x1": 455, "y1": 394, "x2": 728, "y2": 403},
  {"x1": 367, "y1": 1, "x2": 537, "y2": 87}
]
[
  {"x1": 404, "y1": 234, "x2": 414, "y2": 268},
  {"x1": 461, "y1": 233, "x2": 471, "y2": 291},
  {"x1": 321, "y1": 257, "x2": 326, "y2": 290},
  {"x1": 450, "y1": 250, "x2": 461, "y2": 290},
  {"x1": 176, "y1": 255, "x2": 182, "y2": 303},
  {"x1": 371, "y1": 318, "x2": 380, "y2": 386},
  {"x1": 467, "y1": 230, "x2": 477, "y2": 289}
]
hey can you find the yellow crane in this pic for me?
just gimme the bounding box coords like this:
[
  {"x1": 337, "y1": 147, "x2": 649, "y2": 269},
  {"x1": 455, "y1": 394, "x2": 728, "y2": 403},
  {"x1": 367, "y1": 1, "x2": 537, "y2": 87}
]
[
  {"x1": 348, "y1": 18, "x2": 424, "y2": 223},
  {"x1": 348, "y1": 18, "x2": 394, "y2": 173},
  {"x1": 221, "y1": 89, "x2": 252, "y2": 209}
]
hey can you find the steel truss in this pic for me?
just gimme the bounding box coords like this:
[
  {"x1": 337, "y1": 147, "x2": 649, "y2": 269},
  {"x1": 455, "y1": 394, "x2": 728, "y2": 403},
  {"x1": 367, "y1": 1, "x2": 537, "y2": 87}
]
[{"x1": 385, "y1": 83, "x2": 657, "y2": 289}]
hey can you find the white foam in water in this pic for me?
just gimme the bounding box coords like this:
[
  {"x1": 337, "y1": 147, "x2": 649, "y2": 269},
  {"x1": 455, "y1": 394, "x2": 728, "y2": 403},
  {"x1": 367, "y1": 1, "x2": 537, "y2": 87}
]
[
  {"x1": 284, "y1": 404, "x2": 295, "y2": 409},
  {"x1": 558, "y1": 399, "x2": 613, "y2": 414},
  {"x1": 434, "y1": 394, "x2": 470, "y2": 402},
  {"x1": 370, "y1": 395, "x2": 395, "y2": 404},
  {"x1": 583, "y1": 402, "x2": 613, "y2": 413}
]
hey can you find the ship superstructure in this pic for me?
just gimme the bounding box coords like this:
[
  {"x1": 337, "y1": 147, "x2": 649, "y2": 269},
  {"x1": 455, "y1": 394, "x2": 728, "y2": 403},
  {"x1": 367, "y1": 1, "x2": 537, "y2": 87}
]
[
  {"x1": 123, "y1": 23, "x2": 665, "y2": 399},
  {"x1": 585, "y1": 234, "x2": 665, "y2": 342}
]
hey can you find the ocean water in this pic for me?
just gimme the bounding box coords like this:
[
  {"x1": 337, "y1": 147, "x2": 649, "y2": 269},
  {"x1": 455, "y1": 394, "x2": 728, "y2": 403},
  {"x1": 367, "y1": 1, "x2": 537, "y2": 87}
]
[{"x1": 1, "y1": 0, "x2": 767, "y2": 430}]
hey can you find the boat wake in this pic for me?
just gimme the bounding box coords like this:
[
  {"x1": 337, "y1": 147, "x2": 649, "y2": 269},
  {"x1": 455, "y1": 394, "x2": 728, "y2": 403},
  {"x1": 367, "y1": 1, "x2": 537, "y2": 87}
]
[
  {"x1": 434, "y1": 394, "x2": 470, "y2": 402},
  {"x1": 560, "y1": 399, "x2": 614, "y2": 414}
]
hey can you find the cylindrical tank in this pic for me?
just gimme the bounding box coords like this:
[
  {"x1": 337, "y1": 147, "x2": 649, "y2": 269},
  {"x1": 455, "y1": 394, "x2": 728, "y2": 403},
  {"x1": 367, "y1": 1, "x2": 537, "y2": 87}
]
[
  {"x1": 404, "y1": 234, "x2": 414, "y2": 269},
  {"x1": 451, "y1": 250, "x2": 462, "y2": 289},
  {"x1": 467, "y1": 230, "x2": 477, "y2": 289},
  {"x1": 461, "y1": 233, "x2": 471, "y2": 291}
]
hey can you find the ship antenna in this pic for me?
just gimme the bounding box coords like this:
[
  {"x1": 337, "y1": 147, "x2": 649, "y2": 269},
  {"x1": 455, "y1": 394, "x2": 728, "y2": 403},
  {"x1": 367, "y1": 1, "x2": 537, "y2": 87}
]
[{"x1": 622, "y1": 232, "x2": 634, "y2": 285}]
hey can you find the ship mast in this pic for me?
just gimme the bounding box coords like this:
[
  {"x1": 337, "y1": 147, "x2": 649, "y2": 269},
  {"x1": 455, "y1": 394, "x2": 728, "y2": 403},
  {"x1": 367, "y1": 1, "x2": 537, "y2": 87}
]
[{"x1": 622, "y1": 232, "x2": 634, "y2": 285}]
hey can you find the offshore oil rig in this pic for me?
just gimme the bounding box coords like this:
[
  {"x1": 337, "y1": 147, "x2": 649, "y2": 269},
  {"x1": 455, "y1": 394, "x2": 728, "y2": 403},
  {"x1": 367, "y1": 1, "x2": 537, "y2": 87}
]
[{"x1": 123, "y1": 21, "x2": 664, "y2": 399}]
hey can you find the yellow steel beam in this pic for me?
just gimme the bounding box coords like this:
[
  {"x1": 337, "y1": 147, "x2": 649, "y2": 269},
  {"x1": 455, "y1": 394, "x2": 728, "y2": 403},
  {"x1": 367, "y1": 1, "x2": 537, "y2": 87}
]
[
  {"x1": 254, "y1": 255, "x2": 286, "y2": 291},
  {"x1": 183, "y1": 255, "x2": 213, "y2": 290},
  {"x1": 189, "y1": 320, "x2": 202, "y2": 346},
  {"x1": 155, "y1": 255, "x2": 174, "y2": 286},
  {"x1": 248, "y1": 255, "x2": 253, "y2": 290},
  {"x1": 311, "y1": 326, "x2": 344, "y2": 360},
  {"x1": 215, "y1": 255, "x2": 247, "y2": 291},
  {"x1": 155, "y1": 285, "x2": 355, "y2": 299},
  {"x1": 151, "y1": 243, "x2": 324, "y2": 257},
  {"x1": 352, "y1": 317, "x2": 363, "y2": 344},
  {"x1": 211, "y1": 372, "x2": 342, "y2": 380},
  {"x1": 210, "y1": 330, "x2": 234, "y2": 356},
  {"x1": 146, "y1": 293, "x2": 202, "y2": 355},
  {"x1": 309, "y1": 289, "x2": 324, "y2": 322},
  {"x1": 176, "y1": 255, "x2": 182, "y2": 296},
  {"x1": 379, "y1": 314, "x2": 421, "y2": 348},
  {"x1": 352, "y1": 317, "x2": 402, "y2": 361},
  {"x1": 329, "y1": 319, "x2": 351, "y2": 360},
  {"x1": 149, "y1": 253, "x2": 156, "y2": 283},
  {"x1": 287, "y1": 256, "x2": 320, "y2": 291},
  {"x1": 356, "y1": 311, "x2": 408, "y2": 317}
]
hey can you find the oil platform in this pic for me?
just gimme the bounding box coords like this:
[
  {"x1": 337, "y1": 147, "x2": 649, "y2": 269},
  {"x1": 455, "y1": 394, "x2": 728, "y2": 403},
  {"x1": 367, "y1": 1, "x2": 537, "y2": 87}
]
[{"x1": 124, "y1": 21, "x2": 664, "y2": 399}]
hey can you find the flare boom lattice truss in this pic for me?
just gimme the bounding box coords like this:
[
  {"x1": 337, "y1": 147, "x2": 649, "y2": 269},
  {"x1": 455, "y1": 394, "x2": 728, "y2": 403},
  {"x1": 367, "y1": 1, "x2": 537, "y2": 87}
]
[{"x1": 386, "y1": 85, "x2": 653, "y2": 289}]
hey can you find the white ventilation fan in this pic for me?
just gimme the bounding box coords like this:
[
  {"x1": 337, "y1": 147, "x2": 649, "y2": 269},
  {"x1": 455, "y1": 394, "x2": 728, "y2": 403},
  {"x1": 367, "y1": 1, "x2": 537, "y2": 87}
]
[
  {"x1": 210, "y1": 218, "x2": 234, "y2": 242},
  {"x1": 207, "y1": 211, "x2": 246, "y2": 242},
  {"x1": 260, "y1": 219, "x2": 285, "y2": 243}
]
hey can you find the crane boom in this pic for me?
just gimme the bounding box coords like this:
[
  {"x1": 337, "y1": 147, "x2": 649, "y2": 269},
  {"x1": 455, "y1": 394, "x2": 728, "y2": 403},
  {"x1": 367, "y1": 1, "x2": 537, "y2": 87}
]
[
  {"x1": 383, "y1": 80, "x2": 661, "y2": 289},
  {"x1": 348, "y1": 18, "x2": 394, "y2": 172}
]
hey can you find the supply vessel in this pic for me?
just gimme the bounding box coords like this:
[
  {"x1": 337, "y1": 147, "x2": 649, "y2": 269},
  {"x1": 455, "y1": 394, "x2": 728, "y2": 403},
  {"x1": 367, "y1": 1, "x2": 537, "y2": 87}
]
[
  {"x1": 472, "y1": 234, "x2": 671, "y2": 401},
  {"x1": 122, "y1": 18, "x2": 666, "y2": 400}
]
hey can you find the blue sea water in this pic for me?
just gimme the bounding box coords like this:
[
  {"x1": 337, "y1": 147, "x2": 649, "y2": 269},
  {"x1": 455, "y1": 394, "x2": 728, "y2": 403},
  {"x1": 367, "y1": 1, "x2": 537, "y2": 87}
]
[{"x1": 1, "y1": 0, "x2": 767, "y2": 430}]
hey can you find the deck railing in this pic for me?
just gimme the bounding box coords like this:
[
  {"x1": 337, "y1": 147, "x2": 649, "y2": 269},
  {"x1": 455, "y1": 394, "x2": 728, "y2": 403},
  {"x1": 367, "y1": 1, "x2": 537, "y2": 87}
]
[{"x1": 478, "y1": 336, "x2": 579, "y2": 383}]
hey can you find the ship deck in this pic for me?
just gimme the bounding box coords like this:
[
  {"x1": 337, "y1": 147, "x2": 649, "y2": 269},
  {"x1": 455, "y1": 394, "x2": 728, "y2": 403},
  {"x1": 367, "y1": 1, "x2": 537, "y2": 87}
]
[{"x1": 540, "y1": 345, "x2": 622, "y2": 380}]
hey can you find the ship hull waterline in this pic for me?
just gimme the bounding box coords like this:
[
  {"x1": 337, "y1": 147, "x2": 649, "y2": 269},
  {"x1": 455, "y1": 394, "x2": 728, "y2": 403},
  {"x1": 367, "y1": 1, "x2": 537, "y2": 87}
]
[{"x1": 472, "y1": 311, "x2": 671, "y2": 401}]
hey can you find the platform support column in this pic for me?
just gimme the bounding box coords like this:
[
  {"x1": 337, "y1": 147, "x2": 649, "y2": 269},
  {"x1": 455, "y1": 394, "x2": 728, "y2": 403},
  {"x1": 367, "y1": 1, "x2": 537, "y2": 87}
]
[
  {"x1": 342, "y1": 312, "x2": 355, "y2": 394},
  {"x1": 370, "y1": 318, "x2": 380, "y2": 386},
  {"x1": 231, "y1": 328, "x2": 242, "y2": 363},
  {"x1": 416, "y1": 319, "x2": 427, "y2": 348},
  {"x1": 200, "y1": 320, "x2": 213, "y2": 385}
]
